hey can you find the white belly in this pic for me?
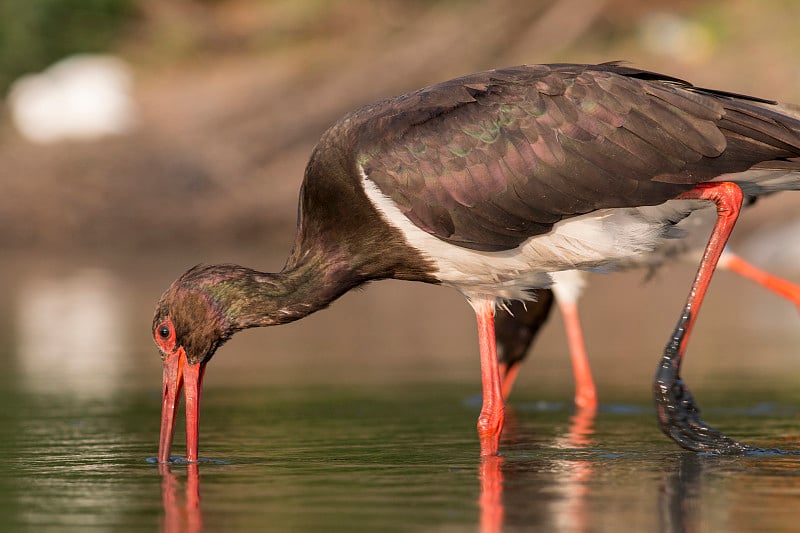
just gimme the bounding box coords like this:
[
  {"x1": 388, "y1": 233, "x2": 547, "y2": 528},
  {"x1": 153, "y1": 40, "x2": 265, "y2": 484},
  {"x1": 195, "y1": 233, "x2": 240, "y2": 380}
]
[{"x1": 362, "y1": 176, "x2": 706, "y2": 301}]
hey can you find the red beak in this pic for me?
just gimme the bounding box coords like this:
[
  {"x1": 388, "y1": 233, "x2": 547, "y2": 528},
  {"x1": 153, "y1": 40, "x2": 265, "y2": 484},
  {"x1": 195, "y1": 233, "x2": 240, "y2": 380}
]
[{"x1": 158, "y1": 348, "x2": 206, "y2": 463}]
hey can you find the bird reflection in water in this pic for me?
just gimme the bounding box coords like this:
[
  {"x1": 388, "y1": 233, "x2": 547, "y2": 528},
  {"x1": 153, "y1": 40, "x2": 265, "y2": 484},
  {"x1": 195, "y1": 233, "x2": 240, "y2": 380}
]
[
  {"x1": 479, "y1": 405, "x2": 597, "y2": 532},
  {"x1": 658, "y1": 454, "x2": 704, "y2": 533},
  {"x1": 549, "y1": 405, "x2": 597, "y2": 532},
  {"x1": 154, "y1": 407, "x2": 597, "y2": 532},
  {"x1": 159, "y1": 463, "x2": 202, "y2": 533}
]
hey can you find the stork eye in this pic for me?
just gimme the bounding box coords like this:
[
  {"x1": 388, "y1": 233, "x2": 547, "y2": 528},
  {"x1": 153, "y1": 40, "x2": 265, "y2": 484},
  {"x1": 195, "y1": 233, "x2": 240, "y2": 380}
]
[{"x1": 154, "y1": 318, "x2": 176, "y2": 354}]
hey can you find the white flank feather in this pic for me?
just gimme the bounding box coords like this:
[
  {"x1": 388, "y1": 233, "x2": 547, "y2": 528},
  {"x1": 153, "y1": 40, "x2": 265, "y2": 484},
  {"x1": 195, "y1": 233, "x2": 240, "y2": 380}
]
[{"x1": 361, "y1": 168, "x2": 705, "y2": 303}]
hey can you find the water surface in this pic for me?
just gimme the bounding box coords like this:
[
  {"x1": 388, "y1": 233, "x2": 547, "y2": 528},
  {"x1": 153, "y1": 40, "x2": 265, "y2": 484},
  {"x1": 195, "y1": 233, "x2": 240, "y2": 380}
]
[
  {"x1": 0, "y1": 252, "x2": 799, "y2": 531},
  {"x1": 2, "y1": 381, "x2": 800, "y2": 531}
]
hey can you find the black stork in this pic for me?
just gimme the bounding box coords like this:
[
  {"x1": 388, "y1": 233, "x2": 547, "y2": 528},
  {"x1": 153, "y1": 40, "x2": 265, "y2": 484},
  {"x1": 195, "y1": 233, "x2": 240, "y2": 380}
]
[
  {"x1": 153, "y1": 62, "x2": 800, "y2": 461},
  {"x1": 495, "y1": 230, "x2": 800, "y2": 408}
]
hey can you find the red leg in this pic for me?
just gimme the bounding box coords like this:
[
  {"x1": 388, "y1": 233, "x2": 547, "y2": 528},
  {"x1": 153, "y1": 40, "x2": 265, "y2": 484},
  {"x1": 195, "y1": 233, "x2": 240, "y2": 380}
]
[
  {"x1": 722, "y1": 251, "x2": 800, "y2": 312},
  {"x1": 558, "y1": 300, "x2": 598, "y2": 410},
  {"x1": 499, "y1": 362, "x2": 521, "y2": 401},
  {"x1": 473, "y1": 298, "x2": 505, "y2": 457},
  {"x1": 654, "y1": 182, "x2": 751, "y2": 452}
]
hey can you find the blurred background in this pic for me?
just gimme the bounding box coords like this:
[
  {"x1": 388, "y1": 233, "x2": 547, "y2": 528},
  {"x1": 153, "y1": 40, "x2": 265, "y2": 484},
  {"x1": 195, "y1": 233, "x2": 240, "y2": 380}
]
[{"x1": 1, "y1": 0, "x2": 800, "y2": 401}]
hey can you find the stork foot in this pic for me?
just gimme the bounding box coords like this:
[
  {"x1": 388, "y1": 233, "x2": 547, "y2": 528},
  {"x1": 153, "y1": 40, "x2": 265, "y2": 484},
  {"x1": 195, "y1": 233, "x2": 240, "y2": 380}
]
[{"x1": 654, "y1": 365, "x2": 752, "y2": 454}]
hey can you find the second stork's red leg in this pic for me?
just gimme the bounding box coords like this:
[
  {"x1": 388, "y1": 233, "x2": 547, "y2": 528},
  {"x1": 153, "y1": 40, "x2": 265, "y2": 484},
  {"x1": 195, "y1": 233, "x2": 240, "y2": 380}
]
[
  {"x1": 558, "y1": 300, "x2": 597, "y2": 410},
  {"x1": 721, "y1": 251, "x2": 800, "y2": 312},
  {"x1": 654, "y1": 182, "x2": 752, "y2": 453},
  {"x1": 551, "y1": 271, "x2": 597, "y2": 410},
  {"x1": 473, "y1": 298, "x2": 505, "y2": 456}
]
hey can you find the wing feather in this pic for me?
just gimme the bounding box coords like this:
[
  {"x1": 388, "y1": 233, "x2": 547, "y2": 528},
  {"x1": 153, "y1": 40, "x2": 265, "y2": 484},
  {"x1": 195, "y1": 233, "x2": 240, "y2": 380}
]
[{"x1": 353, "y1": 64, "x2": 800, "y2": 251}]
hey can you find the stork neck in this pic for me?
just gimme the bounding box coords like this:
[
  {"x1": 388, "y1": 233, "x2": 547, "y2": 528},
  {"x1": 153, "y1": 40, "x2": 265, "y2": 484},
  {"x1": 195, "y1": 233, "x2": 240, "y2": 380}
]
[{"x1": 217, "y1": 256, "x2": 359, "y2": 331}]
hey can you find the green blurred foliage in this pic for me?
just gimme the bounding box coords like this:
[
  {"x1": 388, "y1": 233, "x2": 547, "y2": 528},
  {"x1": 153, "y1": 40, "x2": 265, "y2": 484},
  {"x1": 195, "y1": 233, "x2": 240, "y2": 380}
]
[{"x1": 0, "y1": 0, "x2": 135, "y2": 94}]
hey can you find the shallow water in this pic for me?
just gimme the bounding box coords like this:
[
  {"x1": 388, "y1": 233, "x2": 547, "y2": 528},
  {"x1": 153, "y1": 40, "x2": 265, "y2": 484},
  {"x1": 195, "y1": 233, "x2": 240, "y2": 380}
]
[
  {"x1": 1, "y1": 250, "x2": 800, "y2": 531},
  {"x1": 2, "y1": 381, "x2": 800, "y2": 531}
]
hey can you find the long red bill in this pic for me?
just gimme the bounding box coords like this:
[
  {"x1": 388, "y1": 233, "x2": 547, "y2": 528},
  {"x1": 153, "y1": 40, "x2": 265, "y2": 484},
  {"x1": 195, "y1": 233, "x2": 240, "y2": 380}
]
[
  {"x1": 158, "y1": 349, "x2": 207, "y2": 463},
  {"x1": 158, "y1": 349, "x2": 185, "y2": 463},
  {"x1": 183, "y1": 359, "x2": 206, "y2": 463}
]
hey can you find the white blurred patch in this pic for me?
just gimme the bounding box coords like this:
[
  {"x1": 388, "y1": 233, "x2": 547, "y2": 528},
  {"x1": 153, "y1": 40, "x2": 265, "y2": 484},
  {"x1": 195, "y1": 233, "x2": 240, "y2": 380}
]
[
  {"x1": 638, "y1": 12, "x2": 714, "y2": 64},
  {"x1": 7, "y1": 54, "x2": 137, "y2": 143},
  {"x1": 16, "y1": 269, "x2": 128, "y2": 396}
]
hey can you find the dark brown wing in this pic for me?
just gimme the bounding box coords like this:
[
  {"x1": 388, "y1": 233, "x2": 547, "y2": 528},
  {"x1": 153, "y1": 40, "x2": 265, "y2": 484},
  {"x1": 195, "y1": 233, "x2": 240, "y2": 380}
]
[{"x1": 351, "y1": 63, "x2": 800, "y2": 251}]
